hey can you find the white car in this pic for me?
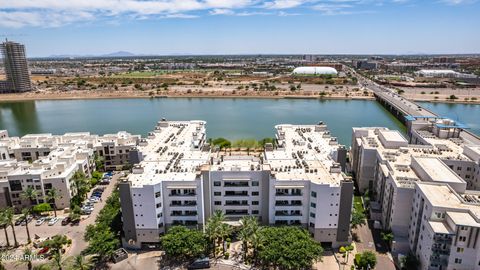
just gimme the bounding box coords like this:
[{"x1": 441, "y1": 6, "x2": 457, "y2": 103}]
[
  {"x1": 35, "y1": 217, "x2": 46, "y2": 226},
  {"x1": 48, "y1": 217, "x2": 59, "y2": 226}
]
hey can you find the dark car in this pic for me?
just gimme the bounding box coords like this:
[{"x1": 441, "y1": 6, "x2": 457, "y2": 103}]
[
  {"x1": 70, "y1": 218, "x2": 80, "y2": 226},
  {"x1": 61, "y1": 217, "x2": 71, "y2": 226},
  {"x1": 187, "y1": 257, "x2": 210, "y2": 270},
  {"x1": 20, "y1": 215, "x2": 33, "y2": 226},
  {"x1": 15, "y1": 217, "x2": 24, "y2": 226}
]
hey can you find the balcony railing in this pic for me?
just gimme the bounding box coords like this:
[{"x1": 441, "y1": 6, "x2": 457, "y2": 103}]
[
  {"x1": 275, "y1": 192, "x2": 303, "y2": 196},
  {"x1": 170, "y1": 192, "x2": 196, "y2": 197},
  {"x1": 225, "y1": 192, "x2": 249, "y2": 196},
  {"x1": 224, "y1": 182, "x2": 249, "y2": 187}
]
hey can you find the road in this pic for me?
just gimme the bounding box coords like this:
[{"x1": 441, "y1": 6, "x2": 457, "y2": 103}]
[
  {"x1": 0, "y1": 173, "x2": 120, "y2": 268},
  {"x1": 353, "y1": 220, "x2": 396, "y2": 270}
]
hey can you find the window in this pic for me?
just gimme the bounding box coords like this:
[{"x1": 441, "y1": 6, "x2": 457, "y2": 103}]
[
  {"x1": 252, "y1": 201, "x2": 259, "y2": 205},
  {"x1": 155, "y1": 192, "x2": 161, "y2": 198},
  {"x1": 213, "y1": 181, "x2": 221, "y2": 186},
  {"x1": 459, "y1": 236, "x2": 467, "y2": 242},
  {"x1": 311, "y1": 191, "x2": 317, "y2": 198},
  {"x1": 310, "y1": 212, "x2": 315, "y2": 218},
  {"x1": 252, "y1": 210, "x2": 259, "y2": 215},
  {"x1": 311, "y1": 202, "x2": 316, "y2": 208},
  {"x1": 252, "y1": 191, "x2": 259, "y2": 196},
  {"x1": 214, "y1": 192, "x2": 221, "y2": 196},
  {"x1": 156, "y1": 203, "x2": 161, "y2": 208},
  {"x1": 252, "y1": 181, "x2": 259, "y2": 186},
  {"x1": 457, "y1": 247, "x2": 464, "y2": 253},
  {"x1": 214, "y1": 201, "x2": 221, "y2": 205},
  {"x1": 454, "y1": 258, "x2": 462, "y2": 264}
]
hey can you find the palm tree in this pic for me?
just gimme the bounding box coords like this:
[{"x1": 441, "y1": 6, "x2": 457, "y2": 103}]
[
  {"x1": 69, "y1": 255, "x2": 93, "y2": 270},
  {"x1": 16, "y1": 247, "x2": 34, "y2": 270},
  {"x1": 0, "y1": 249, "x2": 9, "y2": 270},
  {"x1": 205, "y1": 210, "x2": 226, "y2": 255},
  {"x1": 238, "y1": 216, "x2": 259, "y2": 261},
  {"x1": 20, "y1": 186, "x2": 39, "y2": 207},
  {"x1": 218, "y1": 223, "x2": 232, "y2": 255},
  {"x1": 21, "y1": 208, "x2": 32, "y2": 244},
  {"x1": 46, "y1": 188, "x2": 60, "y2": 217},
  {"x1": 72, "y1": 172, "x2": 90, "y2": 200},
  {"x1": 0, "y1": 210, "x2": 10, "y2": 247},
  {"x1": 51, "y1": 251, "x2": 64, "y2": 270},
  {"x1": 4, "y1": 208, "x2": 18, "y2": 247}
]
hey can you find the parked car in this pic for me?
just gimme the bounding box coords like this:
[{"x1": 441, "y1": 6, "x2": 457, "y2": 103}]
[
  {"x1": 187, "y1": 257, "x2": 210, "y2": 270},
  {"x1": 35, "y1": 217, "x2": 46, "y2": 226},
  {"x1": 70, "y1": 218, "x2": 80, "y2": 226},
  {"x1": 15, "y1": 217, "x2": 24, "y2": 226},
  {"x1": 20, "y1": 216, "x2": 33, "y2": 226},
  {"x1": 48, "y1": 217, "x2": 59, "y2": 226},
  {"x1": 61, "y1": 217, "x2": 71, "y2": 226},
  {"x1": 38, "y1": 247, "x2": 49, "y2": 255}
]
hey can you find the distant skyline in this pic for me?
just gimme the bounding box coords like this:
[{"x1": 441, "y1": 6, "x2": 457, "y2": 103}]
[{"x1": 0, "y1": 0, "x2": 479, "y2": 57}]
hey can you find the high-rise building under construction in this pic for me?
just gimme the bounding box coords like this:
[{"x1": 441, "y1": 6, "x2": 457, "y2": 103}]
[{"x1": 0, "y1": 40, "x2": 32, "y2": 93}]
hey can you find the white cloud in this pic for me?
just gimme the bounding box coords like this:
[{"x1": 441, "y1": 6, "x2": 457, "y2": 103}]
[{"x1": 0, "y1": 0, "x2": 473, "y2": 28}]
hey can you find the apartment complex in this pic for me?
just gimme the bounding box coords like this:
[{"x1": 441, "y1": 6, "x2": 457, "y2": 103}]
[
  {"x1": 351, "y1": 118, "x2": 480, "y2": 270},
  {"x1": 0, "y1": 130, "x2": 140, "y2": 211},
  {"x1": 0, "y1": 40, "x2": 32, "y2": 93},
  {"x1": 119, "y1": 119, "x2": 353, "y2": 249}
]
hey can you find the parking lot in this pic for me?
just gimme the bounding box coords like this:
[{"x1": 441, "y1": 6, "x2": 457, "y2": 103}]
[{"x1": 0, "y1": 172, "x2": 120, "y2": 267}]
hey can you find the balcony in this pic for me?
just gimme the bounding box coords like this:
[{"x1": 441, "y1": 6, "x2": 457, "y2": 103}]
[
  {"x1": 170, "y1": 192, "x2": 196, "y2": 197},
  {"x1": 225, "y1": 191, "x2": 248, "y2": 197},
  {"x1": 171, "y1": 211, "x2": 198, "y2": 216},
  {"x1": 225, "y1": 200, "x2": 249, "y2": 206},
  {"x1": 224, "y1": 182, "x2": 249, "y2": 187},
  {"x1": 275, "y1": 211, "x2": 302, "y2": 216},
  {"x1": 170, "y1": 201, "x2": 197, "y2": 207},
  {"x1": 275, "y1": 192, "x2": 303, "y2": 196},
  {"x1": 275, "y1": 201, "x2": 302, "y2": 206},
  {"x1": 225, "y1": 210, "x2": 249, "y2": 216}
]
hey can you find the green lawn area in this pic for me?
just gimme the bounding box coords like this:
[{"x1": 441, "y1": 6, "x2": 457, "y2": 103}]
[
  {"x1": 110, "y1": 71, "x2": 168, "y2": 78},
  {"x1": 354, "y1": 195, "x2": 365, "y2": 213}
]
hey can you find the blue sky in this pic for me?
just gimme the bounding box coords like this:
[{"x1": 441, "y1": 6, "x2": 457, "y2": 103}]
[{"x1": 0, "y1": 0, "x2": 479, "y2": 57}]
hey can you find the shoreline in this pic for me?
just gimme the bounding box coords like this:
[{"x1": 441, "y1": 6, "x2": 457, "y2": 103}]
[{"x1": 0, "y1": 92, "x2": 478, "y2": 105}]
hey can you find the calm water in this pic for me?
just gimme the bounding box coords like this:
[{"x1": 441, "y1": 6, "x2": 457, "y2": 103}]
[
  {"x1": 419, "y1": 102, "x2": 480, "y2": 135},
  {"x1": 0, "y1": 98, "x2": 409, "y2": 146}
]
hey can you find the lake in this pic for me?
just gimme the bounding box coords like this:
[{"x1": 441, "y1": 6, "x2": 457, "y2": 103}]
[{"x1": 0, "y1": 98, "x2": 476, "y2": 146}]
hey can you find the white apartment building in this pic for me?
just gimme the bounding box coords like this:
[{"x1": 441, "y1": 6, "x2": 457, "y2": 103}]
[
  {"x1": 119, "y1": 120, "x2": 353, "y2": 249},
  {"x1": 351, "y1": 118, "x2": 480, "y2": 269},
  {"x1": 0, "y1": 129, "x2": 139, "y2": 211}
]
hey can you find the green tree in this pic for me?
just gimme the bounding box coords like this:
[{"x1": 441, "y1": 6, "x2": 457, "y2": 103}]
[
  {"x1": 257, "y1": 227, "x2": 323, "y2": 269},
  {"x1": 51, "y1": 251, "x2": 64, "y2": 270},
  {"x1": 3, "y1": 208, "x2": 18, "y2": 247},
  {"x1": 400, "y1": 252, "x2": 420, "y2": 270},
  {"x1": 84, "y1": 227, "x2": 120, "y2": 259},
  {"x1": 0, "y1": 210, "x2": 11, "y2": 247},
  {"x1": 351, "y1": 209, "x2": 366, "y2": 229},
  {"x1": 42, "y1": 235, "x2": 71, "y2": 256},
  {"x1": 21, "y1": 186, "x2": 39, "y2": 207},
  {"x1": 0, "y1": 249, "x2": 9, "y2": 270},
  {"x1": 355, "y1": 251, "x2": 377, "y2": 270},
  {"x1": 16, "y1": 247, "x2": 34, "y2": 270},
  {"x1": 69, "y1": 255, "x2": 93, "y2": 270},
  {"x1": 161, "y1": 226, "x2": 207, "y2": 261},
  {"x1": 32, "y1": 203, "x2": 53, "y2": 215},
  {"x1": 21, "y1": 208, "x2": 32, "y2": 244},
  {"x1": 238, "y1": 216, "x2": 260, "y2": 262},
  {"x1": 381, "y1": 231, "x2": 394, "y2": 250},
  {"x1": 72, "y1": 172, "x2": 90, "y2": 201},
  {"x1": 339, "y1": 244, "x2": 354, "y2": 264},
  {"x1": 94, "y1": 154, "x2": 105, "y2": 172},
  {"x1": 46, "y1": 188, "x2": 61, "y2": 217}
]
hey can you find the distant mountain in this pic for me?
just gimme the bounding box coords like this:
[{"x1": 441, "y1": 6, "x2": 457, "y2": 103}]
[
  {"x1": 102, "y1": 51, "x2": 136, "y2": 57},
  {"x1": 47, "y1": 51, "x2": 136, "y2": 58}
]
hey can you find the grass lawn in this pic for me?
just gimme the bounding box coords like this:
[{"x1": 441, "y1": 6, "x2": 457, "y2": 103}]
[{"x1": 354, "y1": 195, "x2": 365, "y2": 213}]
